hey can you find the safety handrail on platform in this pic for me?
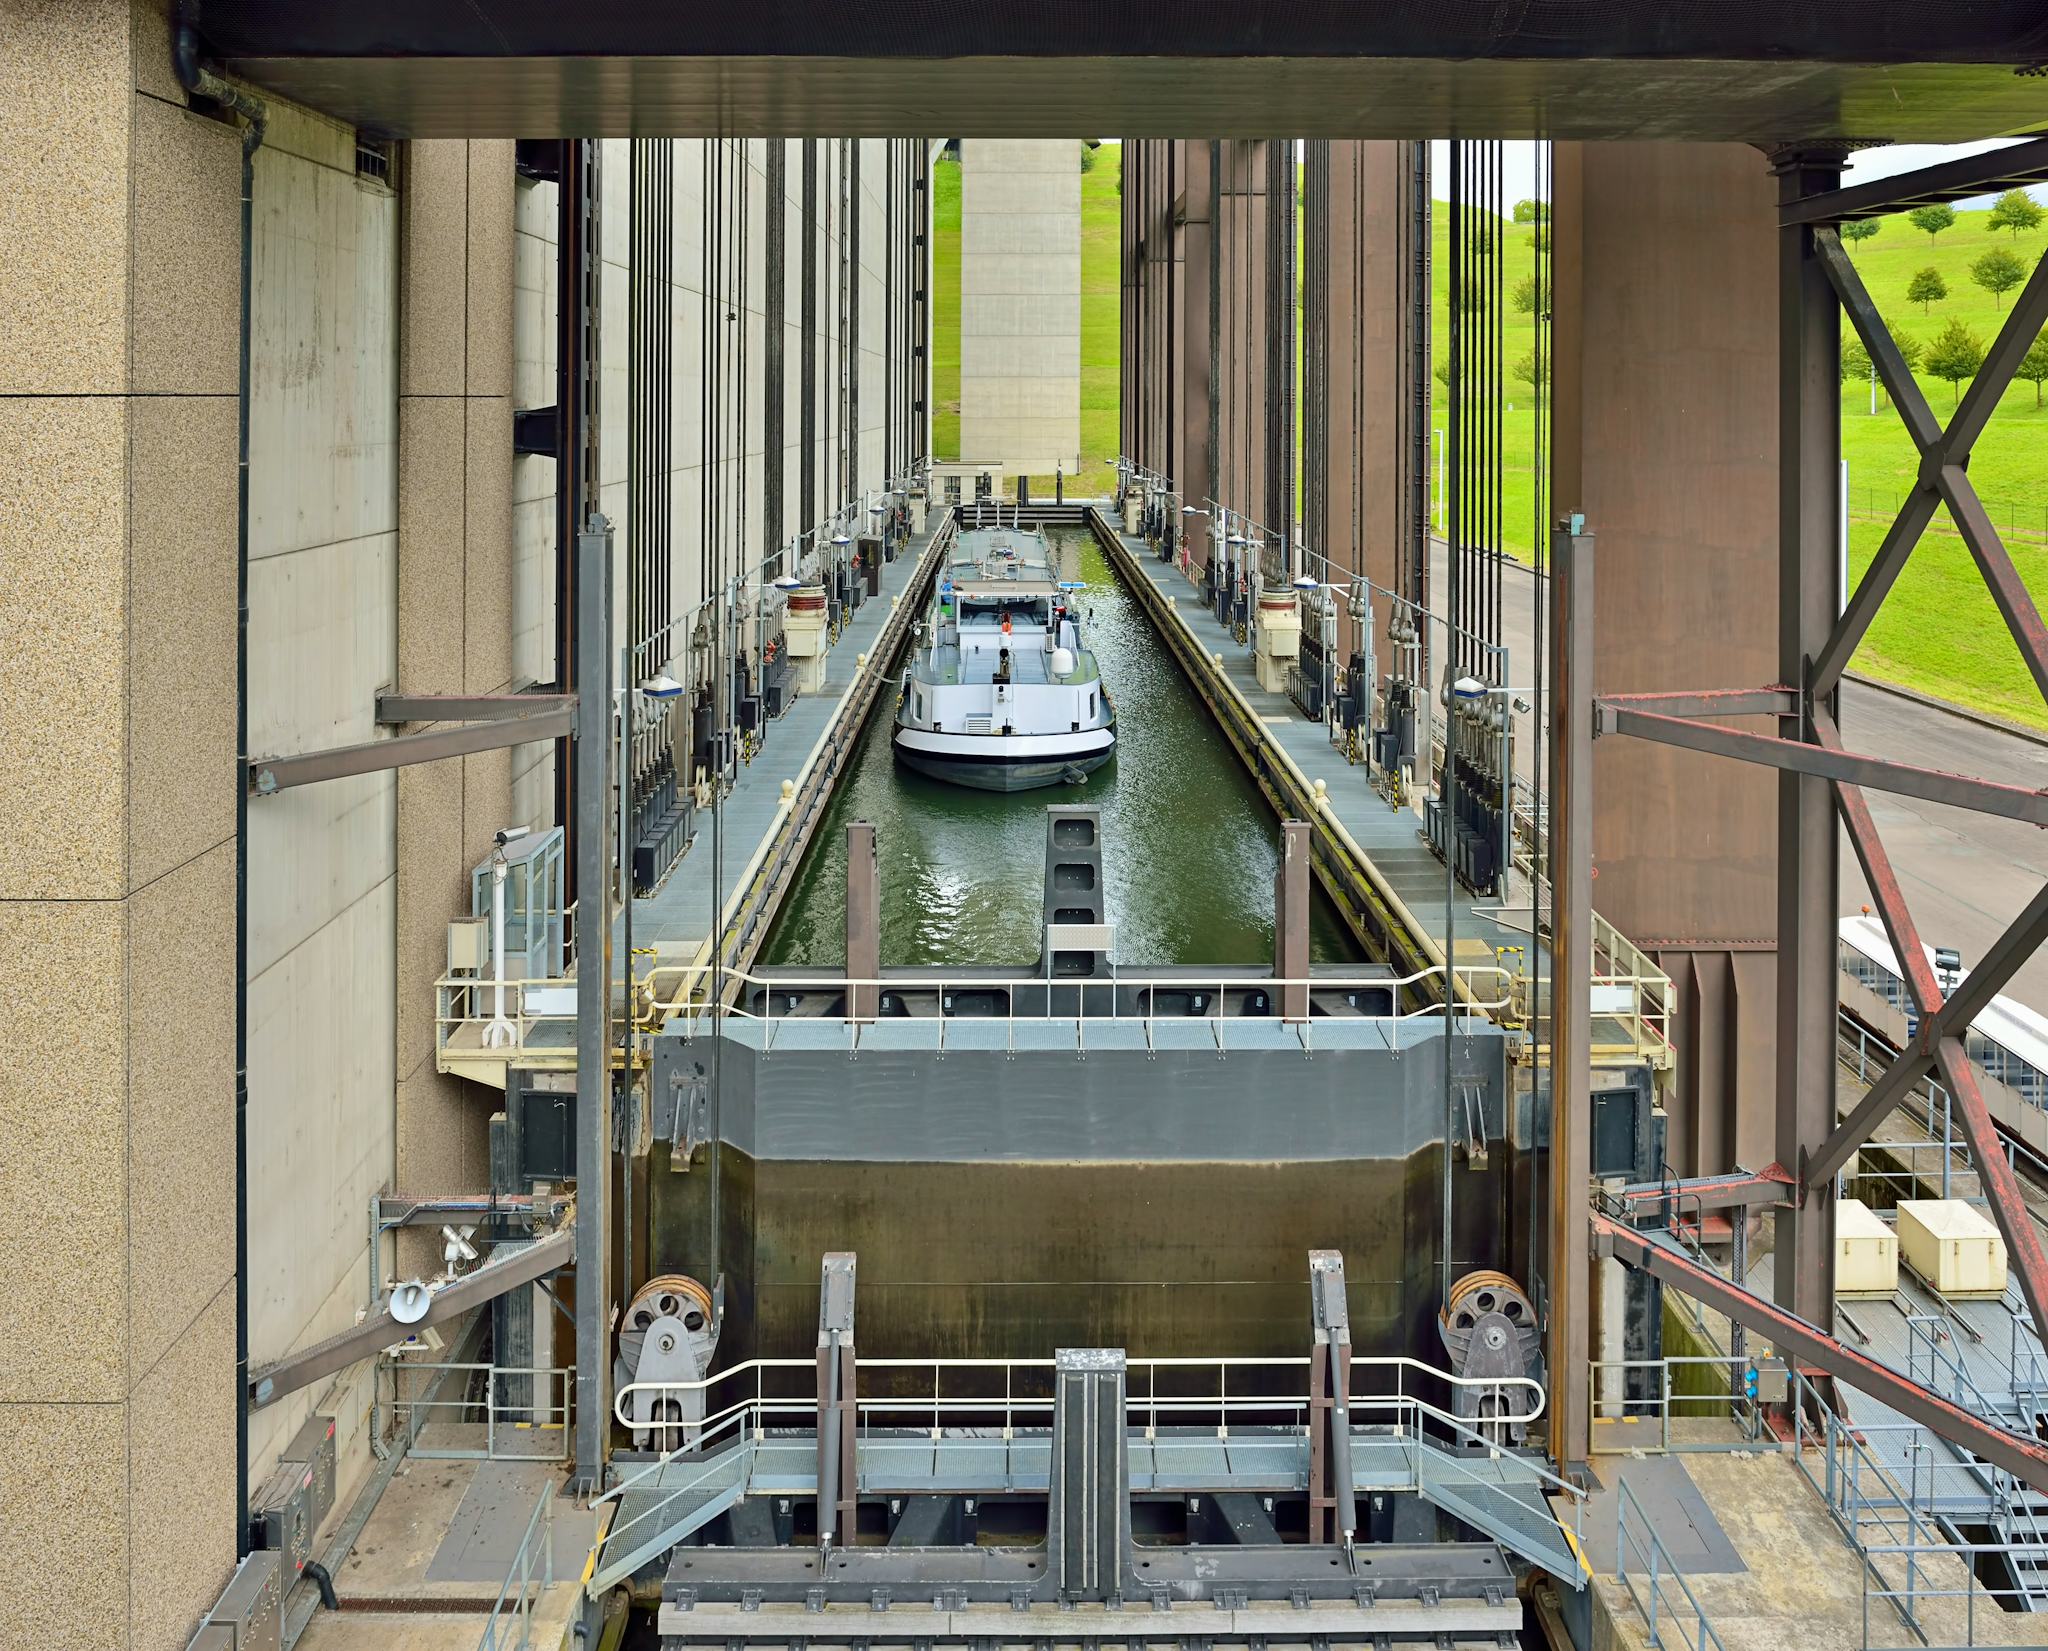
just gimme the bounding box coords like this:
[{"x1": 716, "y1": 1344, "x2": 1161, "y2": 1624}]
[
  {"x1": 612, "y1": 1351, "x2": 1549, "y2": 1431},
  {"x1": 650, "y1": 963, "x2": 1513, "y2": 1024},
  {"x1": 478, "y1": 1477, "x2": 554, "y2": 1651},
  {"x1": 594, "y1": 1351, "x2": 1585, "y2": 1593},
  {"x1": 1616, "y1": 1478, "x2": 1725, "y2": 1651},
  {"x1": 1786, "y1": 1366, "x2": 2036, "y2": 1644},
  {"x1": 377, "y1": 1358, "x2": 574, "y2": 1462}
]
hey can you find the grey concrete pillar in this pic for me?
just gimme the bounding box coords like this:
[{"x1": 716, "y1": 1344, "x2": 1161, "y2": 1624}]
[{"x1": 845, "y1": 822, "x2": 879, "y2": 1021}]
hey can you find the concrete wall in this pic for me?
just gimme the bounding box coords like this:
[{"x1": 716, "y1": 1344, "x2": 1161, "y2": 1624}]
[
  {"x1": 242, "y1": 95, "x2": 402, "y2": 1529},
  {"x1": 1551, "y1": 143, "x2": 1780, "y2": 1173},
  {"x1": 0, "y1": 6, "x2": 240, "y2": 1647},
  {"x1": 0, "y1": 20, "x2": 927, "y2": 1634},
  {"x1": 961, "y1": 139, "x2": 1080, "y2": 474}
]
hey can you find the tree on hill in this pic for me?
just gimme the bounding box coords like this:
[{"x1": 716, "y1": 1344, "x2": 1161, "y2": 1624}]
[
  {"x1": 1989, "y1": 187, "x2": 2044, "y2": 240},
  {"x1": 1907, "y1": 202, "x2": 1957, "y2": 242},
  {"x1": 1894, "y1": 329, "x2": 1925, "y2": 376},
  {"x1": 1842, "y1": 218, "x2": 1880, "y2": 247},
  {"x1": 1512, "y1": 272, "x2": 1550, "y2": 317},
  {"x1": 1924, "y1": 318, "x2": 1986, "y2": 405},
  {"x1": 1972, "y1": 245, "x2": 2027, "y2": 308},
  {"x1": 1513, "y1": 350, "x2": 1548, "y2": 401},
  {"x1": 1841, "y1": 337, "x2": 1872, "y2": 384},
  {"x1": 1907, "y1": 266, "x2": 1947, "y2": 312},
  {"x1": 1512, "y1": 199, "x2": 1549, "y2": 224},
  {"x1": 2017, "y1": 333, "x2": 2048, "y2": 408}
]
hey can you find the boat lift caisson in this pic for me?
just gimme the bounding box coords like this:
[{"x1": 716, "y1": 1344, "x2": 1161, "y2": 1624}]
[{"x1": 891, "y1": 523, "x2": 1116, "y2": 791}]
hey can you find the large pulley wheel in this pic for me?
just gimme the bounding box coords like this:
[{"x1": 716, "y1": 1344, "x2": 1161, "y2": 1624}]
[
  {"x1": 1442, "y1": 1269, "x2": 1533, "y2": 1337},
  {"x1": 618, "y1": 1273, "x2": 714, "y2": 1369}
]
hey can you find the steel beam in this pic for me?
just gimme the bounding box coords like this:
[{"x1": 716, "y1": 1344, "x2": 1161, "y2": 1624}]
[
  {"x1": 1600, "y1": 706, "x2": 2048, "y2": 825},
  {"x1": 1805, "y1": 876, "x2": 2048, "y2": 1188},
  {"x1": 1613, "y1": 1163, "x2": 1794, "y2": 1214},
  {"x1": 376, "y1": 692, "x2": 575, "y2": 725},
  {"x1": 1547, "y1": 519, "x2": 1593, "y2": 1473},
  {"x1": 246, "y1": 709, "x2": 575, "y2": 794},
  {"x1": 1596, "y1": 687, "x2": 1799, "y2": 720},
  {"x1": 1779, "y1": 137, "x2": 2048, "y2": 226},
  {"x1": 1593, "y1": 1214, "x2": 2048, "y2": 1496},
  {"x1": 248, "y1": 1227, "x2": 572, "y2": 1409},
  {"x1": 573, "y1": 514, "x2": 615, "y2": 1494},
  {"x1": 1930, "y1": 1036, "x2": 2048, "y2": 1363},
  {"x1": 1813, "y1": 230, "x2": 1941, "y2": 450}
]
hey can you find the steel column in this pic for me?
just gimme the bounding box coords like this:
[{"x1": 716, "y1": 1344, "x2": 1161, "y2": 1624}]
[
  {"x1": 1546, "y1": 518, "x2": 1593, "y2": 1473},
  {"x1": 573, "y1": 514, "x2": 616, "y2": 1493},
  {"x1": 1773, "y1": 146, "x2": 1844, "y2": 1333}
]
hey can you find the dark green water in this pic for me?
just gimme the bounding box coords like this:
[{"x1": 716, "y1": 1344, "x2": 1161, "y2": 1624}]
[{"x1": 760, "y1": 527, "x2": 1360, "y2": 967}]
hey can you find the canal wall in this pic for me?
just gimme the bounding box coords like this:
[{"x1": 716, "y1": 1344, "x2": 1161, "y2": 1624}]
[
  {"x1": 1088, "y1": 512, "x2": 1451, "y2": 1000},
  {"x1": 646, "y1": 1019, "x2": 1530, "y2": 1366}
]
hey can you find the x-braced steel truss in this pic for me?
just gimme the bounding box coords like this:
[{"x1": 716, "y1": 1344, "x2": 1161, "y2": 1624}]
[{"x1": 1589, "y1": 144, "x2": 2048, "y2": 1470}]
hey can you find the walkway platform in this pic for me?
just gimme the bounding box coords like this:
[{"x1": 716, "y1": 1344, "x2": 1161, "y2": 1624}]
[
  {"x1": 1581, "y1": 1419, "x2": 2045, "y2": 1650},
  {"x1": 293, "y1": 1452, "x2": 602, "y2": 1651},
  {"x1": 621, "y1": 519, "x2": 947, "y2": 966}
]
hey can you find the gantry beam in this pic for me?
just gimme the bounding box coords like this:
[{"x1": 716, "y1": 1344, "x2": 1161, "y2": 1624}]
[
  {"x1": 248, "y1": 1227, "x2": 573, "y2": 1409},
  {"x1": 1594, "y1": 1214, "x2": 2048, "y2": 1497},
  {"x1": 246, "y1": 708, "x2": 576, "y2": 794}
]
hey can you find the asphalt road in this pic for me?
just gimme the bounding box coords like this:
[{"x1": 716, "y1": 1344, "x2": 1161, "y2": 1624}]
[{"x1": 1424, "y1": 540, "x2": 2048, "y2": 1013}]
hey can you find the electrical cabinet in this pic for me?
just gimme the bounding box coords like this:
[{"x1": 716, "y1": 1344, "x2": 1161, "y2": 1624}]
[
  {"x1": 279, "y1": 1412, "x2": 337, "y2": 1530},
  {"x1": 208, "y1": 1550, "x2": 282, "y2": 1651},
  {"x1": 252, "y1": 1460, "x2": 314, "y2": 1581}
]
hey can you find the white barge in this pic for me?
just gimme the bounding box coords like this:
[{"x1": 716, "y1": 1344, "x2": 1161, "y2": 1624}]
[{"x1": 892, "y1": 526, "x2": 1116, "y2": 792}]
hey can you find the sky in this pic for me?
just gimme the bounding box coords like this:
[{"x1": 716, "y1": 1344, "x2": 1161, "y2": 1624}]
[{"x1": 1424, "y1": 138, "x2": 2022, "y2": 213}]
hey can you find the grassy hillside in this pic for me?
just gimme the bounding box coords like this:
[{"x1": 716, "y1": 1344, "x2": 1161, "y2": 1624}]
[
  {"x1": 1414, "y1": 197, "x2": 2048, "y2": 729},
  {"x1": 932, "y1": 158, "x2": 2048, "y2": 727},
  {"x1": 928, "y1": 142, "x2": 1122, "y2": 492}
]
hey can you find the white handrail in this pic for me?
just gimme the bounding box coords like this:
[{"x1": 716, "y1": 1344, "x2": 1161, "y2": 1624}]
[{"x1": 614, "y1": 1351, "x2": 1547, "y2": 1429}]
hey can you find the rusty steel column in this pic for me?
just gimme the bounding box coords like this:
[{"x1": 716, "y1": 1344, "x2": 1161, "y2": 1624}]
[
  {"x1": 1180, "y1": 140, "x2": 1215, "y2": 550},
  {"x1": 845, "y1": 821, "x2": 879, "y2": 1021},
  {"x1": 1547, "y1": 518, "x2": 1593, "y2": 1474},
  {"x1": 1774, "y1": 146, "x2": 1846, "y2": 1333},
  {"x1": 1275, "y1": 820, "x2": 1311, "y2": 1020}
]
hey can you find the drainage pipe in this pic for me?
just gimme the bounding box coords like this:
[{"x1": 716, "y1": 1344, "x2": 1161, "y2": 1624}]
[{"x1": 174, "y1": 17, "x2": 266, "y2": 1561}]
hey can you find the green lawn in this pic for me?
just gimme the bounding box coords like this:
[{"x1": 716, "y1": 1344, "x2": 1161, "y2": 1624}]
[
  {"x1": 932, "y1": 157, "x2": 2048, "y2": 727},
  {"x1": 928, "y1": 142, "x2": 1123, "y2": 493},
  {"x1": 930, "y1": 152, "x2": 961, "y2": 461}
]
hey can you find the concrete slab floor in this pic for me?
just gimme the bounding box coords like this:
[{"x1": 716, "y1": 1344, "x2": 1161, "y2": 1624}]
[
  {"x1": 293, "y1": 1452, "x2": 605, "y2": 1651},
  {"x1": 1581, "y1": 1420, "x2": 2044, "y2": 1650}
]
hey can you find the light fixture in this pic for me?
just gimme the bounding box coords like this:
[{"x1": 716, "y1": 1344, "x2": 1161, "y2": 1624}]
[
  {"x1": 831, "y1": 531, "x2": 852, "y2": 546},
  {"x1": 772, "y1": 574, "x2": 801, "y2": 591},
  {"x1": 1293, "y1": 575, "x2": 1319, "y2": 591},
  {"x1": 642, "y1": 674, "x2": 685, "y2": 699},
  {"x1": 1227, "y1": 531, "x2": 1247, "y2": 545}
]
